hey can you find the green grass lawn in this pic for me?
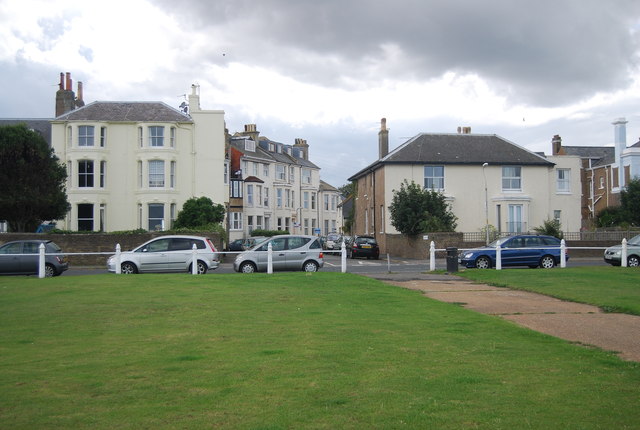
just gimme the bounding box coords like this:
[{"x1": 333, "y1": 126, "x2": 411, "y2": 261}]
[
  {"x1": 1, "y1": 272, "x2": 639, "y2": 429},
  {"x1": 456, "y1": 266, "x2": 640, "y2": 315}
]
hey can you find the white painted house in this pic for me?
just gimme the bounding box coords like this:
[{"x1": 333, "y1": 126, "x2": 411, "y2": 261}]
[{"x1": 50, "y1": 85, "x2": 226, "y2": 231}]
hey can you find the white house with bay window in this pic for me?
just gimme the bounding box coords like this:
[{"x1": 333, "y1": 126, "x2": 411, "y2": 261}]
[
  {"x1": 348, "y1": 119, "x2": 581, "y2": 253},
  {"x1": 51, "y1": 85, "x2": 226, "y2": 231}
]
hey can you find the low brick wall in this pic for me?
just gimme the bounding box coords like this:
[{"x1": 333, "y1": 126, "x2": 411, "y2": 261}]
[
  {"x1": 0, "y1": 232, "x2": 222, "y2": 266},
  {"x1": 384, "y1": 234, "x2": 610, "y2": 259}
]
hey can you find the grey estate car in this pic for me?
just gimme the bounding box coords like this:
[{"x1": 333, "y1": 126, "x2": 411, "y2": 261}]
[
  {"x1": 233, "y1": 235, "x2": 324, "y2": 273},
  {"x1": 107, "y1": 235, "x2": 219, "y2": 274}
]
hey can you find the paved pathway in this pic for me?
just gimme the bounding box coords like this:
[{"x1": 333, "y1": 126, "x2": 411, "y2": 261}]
[{"x1": 366, "y1": 273, "x2": 640, "y2": 362}]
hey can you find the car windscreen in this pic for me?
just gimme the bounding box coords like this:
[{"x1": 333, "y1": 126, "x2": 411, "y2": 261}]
[{"x1": 628, "y1": 235, "x2": 640, "y2": 246}]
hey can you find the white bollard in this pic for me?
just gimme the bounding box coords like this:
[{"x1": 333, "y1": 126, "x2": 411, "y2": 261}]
[
  {"x1": 496, "y1": 244, "x2": 502, "y2": 270},
  {"x1": 267, "y1": 242, "x2": 273, "y2": 274},
  {"x1": 191, "y1": 244, "x2": 198, "y2": 274},
  {"x1": 622, "y1": 238, "x2": 628, "y2": 267},
  {"x1": 341, "y1": 241, "x2": 347, "y2": 273},
  {"x1": 115, "y1": 244, "x2": 122, "y2": 274},
  {"x1": 560, "y1": 239, "x2": 567, "y2": 268},
  {"x1": 387, "y1": 253, "x2": 391, "y2": 273},
  {"x1": 38, "y1": 243, "x2": 46, "y2": 278},
  {"x1": 429, "y1": 241, "x2": 436, "y2": 272}
]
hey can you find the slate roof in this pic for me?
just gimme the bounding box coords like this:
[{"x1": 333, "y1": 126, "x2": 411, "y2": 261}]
[
  {"x1": 53, "y1": 101, "x2": 192, "y2": 123},
  {"x1": 0, "y1": 118, "x2": 52, "y2": 145},
  {"x1": 561, "y1": 146, "x2": 615, "y2": 167},
  {"x1": 349, "y1": 133, "x2": 553, "y2": 181}
]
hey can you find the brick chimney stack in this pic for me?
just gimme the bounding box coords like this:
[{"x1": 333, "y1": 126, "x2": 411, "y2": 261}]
[
  {"x1": 378, "y1": 117, "x2": 389, "y2": 159},
  {"x1": 293, "y1": 138, "x2": 309, "y2": 160},
  {"x1": 243, "y1": 124, "x2": 260, "y2": 143},
  {"x1": 551, "y1": 135, "x2": 564, "y2": 155},
  {"x1": 55, "y1": 72, "x2": 83, "y2": 117}
]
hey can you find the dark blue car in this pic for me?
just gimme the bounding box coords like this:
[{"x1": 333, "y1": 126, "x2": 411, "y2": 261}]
[{"x1": 459, "y1": 235, "x2": 568, "y2": 269}]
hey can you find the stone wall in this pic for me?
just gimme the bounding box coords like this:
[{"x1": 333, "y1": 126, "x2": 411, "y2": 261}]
[{"x1": 0, "y1": 232, "x2": 222, "y2": 266}]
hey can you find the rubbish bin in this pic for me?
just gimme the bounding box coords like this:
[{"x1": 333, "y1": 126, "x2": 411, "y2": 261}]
[{"x1": 446, "y1": 247, "x2": 458, "y2": 272}]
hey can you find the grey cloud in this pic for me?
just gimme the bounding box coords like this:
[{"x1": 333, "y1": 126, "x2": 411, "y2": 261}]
[{"x1": 156, "y1": 0, "x2": 640, "y2": 106}]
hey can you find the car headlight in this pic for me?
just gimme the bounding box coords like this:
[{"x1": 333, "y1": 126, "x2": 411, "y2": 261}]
[{"x1": 463, "y1": 252, "x2": 474, "y2": 259}]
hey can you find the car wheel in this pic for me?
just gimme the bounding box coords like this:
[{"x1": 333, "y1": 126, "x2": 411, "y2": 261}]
[
  {"x1": 240, "y1": 261, "x2": 256, "y2": 273},
  {"x1": 628, "y1": 255, "x2": 640, "y2": 267},
  {"x1": 475, "y1": 256, "x2": 491, "y2": 269},
  {"x1": 303, "y1": 261, "x2": 319, "y2": 272},
  {"x1": 540, "y1": 255, "x2": 556, "y2": 269},
  {"x1": 121, "y1": 262, "x2": 138, "y2": 274},
  {"x1": 44, "y1": 264, "x2": 56, "y2": 278},
  {"x1": 188, "y1": 260, "x2": 208, "y2": 274}
]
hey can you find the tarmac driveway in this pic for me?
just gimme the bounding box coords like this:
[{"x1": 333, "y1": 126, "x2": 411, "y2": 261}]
[{"x1": 367, "y1": 273, "x2": 640, "y2": 362}]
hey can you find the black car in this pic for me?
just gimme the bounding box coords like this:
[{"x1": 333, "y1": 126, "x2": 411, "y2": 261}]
[
  {"x1": 346, "y1": 235, "x2": 380, "y2": 259},
  {"x1": 0, "y1": 240, "x2": 69, "y2": 277}
]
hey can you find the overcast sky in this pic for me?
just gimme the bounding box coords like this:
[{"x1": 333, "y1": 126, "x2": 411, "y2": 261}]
[{"x1": 1, "y1": 0, "x2": 640, "y2": 188}]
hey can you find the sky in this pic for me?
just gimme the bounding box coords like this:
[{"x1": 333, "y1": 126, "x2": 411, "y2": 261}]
[{"x1": 1, "y1": 0, "x2": 640, "y2": 188}]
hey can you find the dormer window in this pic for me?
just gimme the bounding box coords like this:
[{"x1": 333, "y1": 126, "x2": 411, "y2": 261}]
[{"x1": 245, "y1": 140, "x2": 256, "y2": 151}]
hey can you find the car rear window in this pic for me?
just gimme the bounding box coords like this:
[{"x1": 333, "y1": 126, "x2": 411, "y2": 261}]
[
  {"x1": 356, "y1": 237, "x2": 377, "y2": 245},
  {"x1": 309, "y1": 238, "x2": 321, "y2": 249}
]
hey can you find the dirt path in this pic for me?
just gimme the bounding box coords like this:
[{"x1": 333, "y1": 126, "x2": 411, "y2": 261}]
[{"x1": 381, "y1": 277, "x2": 640, "y2": 362}]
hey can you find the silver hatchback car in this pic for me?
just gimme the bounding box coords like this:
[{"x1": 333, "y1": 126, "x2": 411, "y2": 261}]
[
  {"x1": 107, "y1": 235, "x2": 219, "y2": 274},
  {"x1": 233, "y1": 235, "x2": 324, "y2": 273}
]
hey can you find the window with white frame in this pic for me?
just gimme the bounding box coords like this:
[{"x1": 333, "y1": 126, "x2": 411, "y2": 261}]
[
  {"x1": 276, "y1": 188, "x2": 283, "y2": 208},
  {"x1": 77, "y1": 203, "x2": 94, "y2": 231},
  {"x1": 100, "y1": 161, "x2": 106, "y2": 187},
  {"x1": 253, "y1": 162, "x2": 258, "y2": 176},
  {"x1": 138, "y1": 127, "x2": 143, "y2": 147},
  {"x1": 285, "y1": 189, "x2": 291, "y2": 208},
  {"x1": 289, "y1": 166, "x2": 295, "y2": 183},
  {"x1": 556, "y1": 168, "x2": 570, "y2": 193},
  {"x1": 137, "y1": 161, "x2": 142, "y2": 187},
  {"x1": 324, "y1": 194, "x2": 329, "y2": 210},
  {"x1": 149, "y1": 126, "x2": 164, "y2": 147},
  {"x1": 256, "y1": 215, "x2": 263, "y2": 230},
  {"x1": 502, "y1": 166, "x2": 522, "y2": 191},
  {"x1": 263, "y1": 163, "x2": 269, "y2": 177},
  {"x1": 170, "y1": 127, "x2": 176, "y2": 148},
  {"x1": 276, "y1": 165, "x2": 286, "y2": 181},
  {"x1": 256, "y1": 185, "x2": 262, "y2": 207},
  {"x1": 424, "y1": 166, "x2": 444, "y2": 190},
  {"x1": 311, "y1": 192, "x2": 316, "y2": 210},
  {"x1": 263, "y1": 187, "x2": 270, "y2": 207},
  {"x1": 230, "y1": 212, "x2": 243, "y2": 230},
  {"x1": 170, "y1": 161, "x2": 176, "y2": 188},
  {"x1": 230, "y1": 180, "x2": 242, "y2": 198},
  {"x1": 148, "y1": 160, "x2": 165, "y2": 187},
  {"x1": 245, "y1": 140, "x2": 256, "y2": 151},
  {"x1": 303, "y1": 191, "x2": 309, "y2": 209},
  {"x1": 247, "y1": 215, "x2": 254, "y2": 233},
  {"x1": 242, "y1": 160, "x2": 248, "y2": 176},
  {"x1": 302, "y1": 168, "x2": 311, "y2": 184},
  {"x1": 246, "y1": 184, "x2": 254, "y2": 207},
  {"x1": 148, "y1": 203, "x2": 164, "y2": 231},
  {"x1": 100, "y1": 127, "x2": 106, "y2": 147},
  {"x1": 78, "y1": 125, "x2": 94, "y2": 147},
  {"x1": 78, "y1": 160, "x2": 94, "y2": 187}
]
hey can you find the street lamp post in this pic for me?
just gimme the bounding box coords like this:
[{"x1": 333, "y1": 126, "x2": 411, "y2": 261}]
[{"x1": 482, "y1": 163, "x2": 489, "y2": 245}]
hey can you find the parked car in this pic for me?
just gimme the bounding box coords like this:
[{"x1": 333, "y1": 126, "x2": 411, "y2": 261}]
[
  {"x1": 233, "y1": 235, "x2": 324, "y2": 273},
  {"x1": 227, "y1": 239, "x2": 245, "y2": 252},
  {"x1": 346, "y1": 235, "x2": 380, "y2": 259},
  {"x1": 459, "y1": 234, "x2": 568, "y2": 269},
  {"x1": 325, "y1": 233, "x2": 343, "y2": 250},
  {"x1": 603, "y1": 234, "x2": 640, "y2": 267},
  {"x1": 0, "y1": 240, "x2": 68, "y2": 277},
  {"x1": 107, "y1": 235, "x2": 219, "y2": 274}
]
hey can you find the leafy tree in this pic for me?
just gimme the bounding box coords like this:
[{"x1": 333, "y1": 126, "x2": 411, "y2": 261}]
[
  {"x1": 0, "y1": 124, "x2": 69, "y2": 232},
  {"x1": 620, "y1": 178, "x2": 640, "y2": 226},
  {"x1": 388, "y1": 180, "x2": 457, "y2": 236},
  {"x1": 533, "y1": 218, "x2": 564, "y2": 239},
  {"x1": 173, "y1": 197, "x2": 225, "y2": 229}
]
